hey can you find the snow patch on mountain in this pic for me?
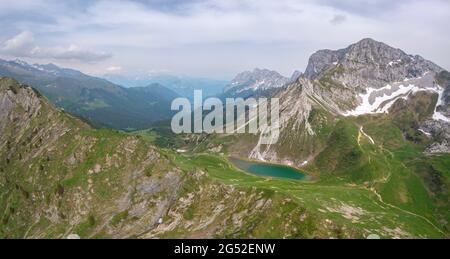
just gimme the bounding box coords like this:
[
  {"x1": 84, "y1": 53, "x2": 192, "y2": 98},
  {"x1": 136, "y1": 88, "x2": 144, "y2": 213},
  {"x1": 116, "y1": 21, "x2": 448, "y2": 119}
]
[
  {"x1": 432, "y1": 86, "x2": 450, "y2": 122},
  {"x1": 419, "y1": 129, "x2": 432, "y2": 137},
  {"x1": 343, "y1": 73, "x2": 449, "y2": 122},
  {"x1": 388, "y1": 59, "x2": 402, "y2": 67},
  {"x1": 344, "y1": 84, "x2": 435, "y2": 116}
]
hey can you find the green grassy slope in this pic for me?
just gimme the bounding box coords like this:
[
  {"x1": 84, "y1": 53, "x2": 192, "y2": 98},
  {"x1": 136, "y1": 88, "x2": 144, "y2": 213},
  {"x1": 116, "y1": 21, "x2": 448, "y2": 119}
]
[{"x1": 166, "y1": 152, "x2": 445, "y2": 238}]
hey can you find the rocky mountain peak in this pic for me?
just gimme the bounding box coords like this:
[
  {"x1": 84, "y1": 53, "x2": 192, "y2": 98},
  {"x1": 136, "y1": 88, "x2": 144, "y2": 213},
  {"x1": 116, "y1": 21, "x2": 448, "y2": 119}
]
[
  {"x1": 232, "y1": 68, "x2": 285, "y2": 83},
  {"x1": 304, "y1": 38, "x2": 443, "y2": 90},
  {"x1": 345, "y1": 38, "x2": 405, "y2": 63},
  {"x1": 289, "y1": 70, "x2": 303, "y2": 83},
  {"x1": 224, "y1": 68, "x2": 289, "y2": 97}
]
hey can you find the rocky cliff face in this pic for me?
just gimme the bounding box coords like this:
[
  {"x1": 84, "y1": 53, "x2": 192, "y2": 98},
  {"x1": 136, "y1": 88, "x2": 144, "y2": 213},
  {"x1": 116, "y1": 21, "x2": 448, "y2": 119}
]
[
  {"x1": 305, "y1": 38, "x2": 443, "y2": 89},
  {"x1": 0, "y1": 77, "x2": 42, "y2": 138},
  {"x1": 223, "y1": 68, "x2": 289, "y2": 98}
]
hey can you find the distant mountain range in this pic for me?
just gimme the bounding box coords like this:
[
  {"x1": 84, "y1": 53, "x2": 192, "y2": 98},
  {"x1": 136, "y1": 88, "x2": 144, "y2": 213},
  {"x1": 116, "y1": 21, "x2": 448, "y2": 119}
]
[
  {"x1": 0, "y1": 59, "x2": 302, "y2": 129},
  {"x1": 103, "y1": 74, "x2": 228, "y2": 100},
  {"x1": 0, "y1": 59, "x2": 178, "y2": 130}
]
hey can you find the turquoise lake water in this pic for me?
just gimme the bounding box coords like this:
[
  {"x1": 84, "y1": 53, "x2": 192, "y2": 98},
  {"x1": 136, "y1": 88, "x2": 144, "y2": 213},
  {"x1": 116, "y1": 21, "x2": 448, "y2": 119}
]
[{"x1": 229, "y1": 157, "x2": 307, "y2": 180}]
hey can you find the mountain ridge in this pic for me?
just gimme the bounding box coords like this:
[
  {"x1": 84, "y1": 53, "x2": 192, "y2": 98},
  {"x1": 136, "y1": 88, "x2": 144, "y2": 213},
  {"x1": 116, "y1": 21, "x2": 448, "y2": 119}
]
[
  {"x1": 305, "y1": 38, "x2": 443, "y2": 88},
  {"x1": 103, "y1": 73, "x2": 227, "y2": 100},
  {"x1": 0, "y1": 59, "x2": 178, "y2": 130}
]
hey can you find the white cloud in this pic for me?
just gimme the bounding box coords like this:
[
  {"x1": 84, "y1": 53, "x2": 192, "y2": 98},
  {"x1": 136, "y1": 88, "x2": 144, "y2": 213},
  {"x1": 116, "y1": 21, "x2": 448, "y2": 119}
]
[
  {"x1": 31, "y1": 44, "x2": 112, "y2": 62},
  {"x1": 1, "y1": 31, "x2": 35, "y2": 55},
  {"x1": 106, "y1": 65, "x2": 122, "y2": 72},
  {"x1": 1, "y1": 31, "x2": 112, "y2": 62}
]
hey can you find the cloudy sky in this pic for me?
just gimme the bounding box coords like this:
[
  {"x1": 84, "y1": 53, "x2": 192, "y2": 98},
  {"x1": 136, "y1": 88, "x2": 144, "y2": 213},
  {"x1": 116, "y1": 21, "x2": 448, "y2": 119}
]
[{"x1": 0, "y1": 0, "x2": 449, "y2": 79}]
